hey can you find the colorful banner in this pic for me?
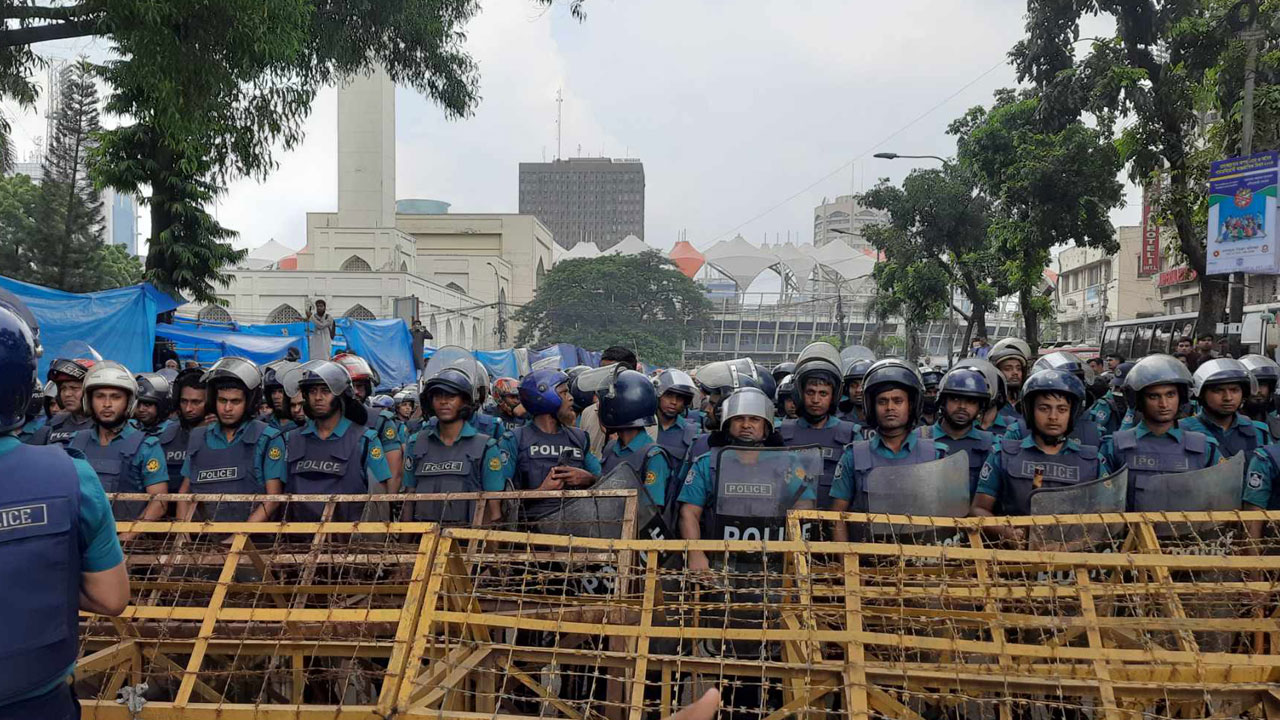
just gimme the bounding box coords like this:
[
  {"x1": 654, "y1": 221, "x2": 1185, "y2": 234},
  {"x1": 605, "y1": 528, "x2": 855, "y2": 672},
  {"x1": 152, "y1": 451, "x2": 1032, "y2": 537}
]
[
  {"x1": 1207, "y1": 150, "x2": 1280, "y2": 275},
  {"x1": 1140, "y1": 182, "x2": 1160, "y2": 276}
]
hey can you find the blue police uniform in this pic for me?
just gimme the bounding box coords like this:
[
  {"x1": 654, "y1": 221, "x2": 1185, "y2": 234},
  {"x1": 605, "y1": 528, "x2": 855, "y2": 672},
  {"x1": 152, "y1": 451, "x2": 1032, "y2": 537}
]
[
  {"x1": 68, "y1": 423, "x2": 168, "y2": 521},
  {"x1": 27, "y1": 411, "x2": 94, "y2": 446},
  {"x1": 0, "y1": 436, "x2": 121, "y2": 717},
  {"x1": 1088, "y1": 393, "x2": 1126, "y2": 436},
  {"x1": 285, "y1": 416, "x2": 392, "y2": 521},
  {"x1": 981, "y1": 410, "x2": 1018, "y2": 438},
  {"x1": 975, "y1": 436, "x2": 1109, "y2": 515},
  {"x1": 601, "y1": 431, "x2": 669, "y2": 505},
  {"x1": 264, "y1": 414, "x2": 298, "y2": 435},
  {"x1": 656, "y1": 414, "x2": 699, "y2": 475},
  {"x1": 829, "y1": 431, "x2": 948, "y2": 509},
  {"x1": 998, "y1": 403, "x2": 1022, "y2": 424},
  {"x1": 181, "y1": 420, "x2": 286, "y2": 521},
  {"x1": 510, "y1": 422, "x2": 602, "y2": 518},
  {"x1": 17, "y1": 415, "x2": 45, "y2": 443},
  {"x1": 1002, "y1": 413, "x2": 1105, "y2": 448},
  {"x1": 923, "y1": 422, "x2": 996, "y2": 496},
  {"x1": 367, "y1": 406, "x2": 406, "y2": 455},
  {"x1": 402, "y1": 421, "x2": 505, "y2": 523},
  {"x1": 677, "y1": 449, "x2": 817, "y2": 510},
  {"x1": 1178, "y1": 411, "x2": 1271, "y2": 459},
  {"x1": 1099, "y1": 424, "x2": 1223, "y2": 511},
  {"x1": 470, "y1": 411, "x2": 505, "y2": 440},
  {"x1": 1244, "y1": 445, "x2": 1280, "y2": 509},
  {"x1": 778, "y1": 415, "x2": 858, "y2": 507}
]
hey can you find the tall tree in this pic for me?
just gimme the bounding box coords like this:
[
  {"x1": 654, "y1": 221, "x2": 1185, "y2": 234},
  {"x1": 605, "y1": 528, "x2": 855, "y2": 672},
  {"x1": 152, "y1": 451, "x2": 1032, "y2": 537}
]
[
  {"x1": 33, "y1": 59, "x2": 105, "y2": 293},
  {"x1": 949, "y1": 88, "x2": 1125, "y2": 350},
  {"x1": 514, "y1": 251, "x2": 713, "y2": 367},
  {"x1": 0, "y1": 172, "x2": 38, "y2": 280}
]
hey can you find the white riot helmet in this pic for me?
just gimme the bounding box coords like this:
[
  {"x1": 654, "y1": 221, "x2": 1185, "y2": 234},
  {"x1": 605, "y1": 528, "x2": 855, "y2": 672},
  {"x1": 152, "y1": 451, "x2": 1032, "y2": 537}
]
[
  {"x1": 81, "y1": 361, "x2": 139, "y2": 417},
  {"x1": 720, "y1": 387, "x2": 775, "y2": 428}
]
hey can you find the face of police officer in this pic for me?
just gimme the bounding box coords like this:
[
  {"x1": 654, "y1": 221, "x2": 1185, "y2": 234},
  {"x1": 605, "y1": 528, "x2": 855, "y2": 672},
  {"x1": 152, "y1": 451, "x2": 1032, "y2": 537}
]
[
  {"x1": 848, "y1": 379, "x2": 864, "y2": 406},
  {"x1": 268, "y1": 387, "x2": 285, "y2": 413},
  {"x1": 727, "y1": 415, "x2": 767, "y2": 444},
  {"x1": 658, "y1": 391, "x2": 689, "y2": 420},
  {"x1": 134, "y1": 399, "x2": 159, "y2": 427},
  {"x1": 397, "y1": 401, "x2": 414, "y2": 420},
  {"x1": 873, "y1": 387, "x2": 911, "y2": 433},
  {"x1": 353, "y1": 380, "x2": 371, "y2": 402},
  {"x1": 556, "y1": 382, "x2": 576, "y2": 425},
  {"x1": 290, "y1": 394, "x2": 305, "y2": 422},
  {"x1": 178, "y1": 385, "x2": 207, "y2": 426},
  {"x1": 1030, "y1": 392, "x2": 1072, "y2": 442},
  {"x1": 1202, "y1": 382, "x2": 1244, "y2": 418},
  {"x1": 431, "y1": 390, "x2": 466, "y2": 423},
  {"x1": 941, "y1": 395, "x2": 980, "y2": 430},
  {"x1": 996, "y1": 358, "x2": 1024, "y2": 390},
  {"x1": 498, "y1": 392, "x2": 521, "y2": 414},
  {"x1": 782, "y1": 397, "x2": 797, "y2": 418},
  {"x1": 1140, "y1": 384, "x2": 1182, "y2": 424},
  {"x1": 91, "y1": 387, "x2": 129, "y2": 428},
  {"x1": 59, "y1": 379, "x2": 83, "y2": 415},
  {"x1": 304, "y1": 386, "x2": 340, "y2": 420},
  {"x1": 215, "y1": 387, "x2": 250, "y2": 427},
  {"x1": 803, "y1": 379, "x2": 835, "y2": 417}
]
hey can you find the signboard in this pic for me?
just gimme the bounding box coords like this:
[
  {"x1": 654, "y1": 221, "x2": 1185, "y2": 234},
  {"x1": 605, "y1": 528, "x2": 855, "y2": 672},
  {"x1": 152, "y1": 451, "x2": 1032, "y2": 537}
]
[
  {"x1": 1207, "y1": 150, "x2": 1280, "y2": 275},
  {"x1": 1140, "y1": 182, "x2": 1161, "y2": 276},
  {"x1": 1157, "y1": 265, "x2": 1196, "y2": 287}
]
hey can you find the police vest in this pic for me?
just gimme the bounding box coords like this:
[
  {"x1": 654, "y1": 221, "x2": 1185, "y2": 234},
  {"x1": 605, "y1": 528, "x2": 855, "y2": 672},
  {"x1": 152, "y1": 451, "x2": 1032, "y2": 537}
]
[
  {"x1": 17, "y1": 416, "x2": 45, "y2": 444},
  {"x1": 1113, "y1": 428, "x2": 1211, "y2": 510},
  {"x1": 285, "y1": 424, "x2": 371, "y2": 522},
  {"x1": 998, "y1": 403, "x2": 1022, "y2": 423},
  {"x1": 929, "y1": 425, "x2": 994, "y2": 496},
  {"x1": 686, "y1": 433, "x2": 711, "y2": 470},
  {"x1": 1071, "y1": 415, "x2": 1102, "y2": 448},
  {"x1": 656, "y1": 421, "x2": 699, "y2": 471},
  {"x1": 702, "y1": 448, "x2": 797, "y2": 544},
  {"x1": 512, "y1": 424, "x2": 590, "y2": 519},
  {"x1": 408, "y1": 429, "x2": 492, "y2": 524},
  {"x1": 185, "y1": 421, "x2": 271, "y2": 522},
  {"x1": 266, "y1": 415, "x2": 297, "y2": 435},
  {"x1": 68, "y1": 428, "x2": 148, "y2": 523},
  {"x1": 366, "y1": 408, "x2": 401, "y2": 448},
  {"x1": 403, "y1": 418, "x2": 424, "y2": 436},
  {"x1": 996, "y1": 437, "x2": 1100, "y2": 516},
  {"x1": 779, "y1": 418, "x2": 856, "y2": 507},
  {"x1": 1184, "y1": 414, "x2": 1265, "y2": 459},
  {"x1": 0, "y1": 443, "x2": 81, "y2": 704},
  {"x1": 471, "y1": 412, "x2": 503, "y2": 439},
  {"x1": 849, "y1": 437, "x2": 936, "y2": 513},
  {"x1": 29, "y1": 412, "x2": 93, "y2": 447},
  {"x1": 1267, "y1": 412, "x2": 1280, "y2": 443},
  {"x1": 156, "y1": 422, "x2": 192, "y2": 485}
]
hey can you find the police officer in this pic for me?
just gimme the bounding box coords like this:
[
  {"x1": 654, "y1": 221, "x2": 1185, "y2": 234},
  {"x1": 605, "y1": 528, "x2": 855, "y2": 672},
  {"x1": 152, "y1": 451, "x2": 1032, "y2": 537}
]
[
  {"x1": 260, "y1": 359, "x2": 300, "y2": 433},
  {"x1": 1240, "y1": 353, "x2": 1280, "y2": 437},
  {"x1": 953, "y1": 358, "x2": 1015, "y2": 436},
  {"x1": 0, "y1": 307, "x2": 130, "y2": 719},
  {"x1": 678, "y1": 387, "x2": 814, "y2": 568},
  {"x1": 1178, "y1": 358, "x2": 1271, "y2": 458},
  {"x1": 770, "y1": 362, "x2": 796, "y2": 388},
  {"x1": 780, "y1": 342, "x2": 858, "y2": 507},
  {"x1": 919, "y1": 367, "x2": 943, "y2": 426},
  {"x1": 177, "y1": 358, "x2": 286, "y2": 522},
  {"x1": 510, "y1": 368, "x2": 601, "y2": 519},
  {"x1": 989, "y1": 338, "x2": 1032, "y2": 417},
  {"x1": 284, "y1": 360, "x2": 392, "y2": 522},
  {"x1": 27, "y1": 356, "x2": 96, "y2": 446},
  {"x1": 925, "y1": 367, "x2": 997, "y2": 495},
  {"x1": 17, "y1": 381, "x2": 54, "y2": 442},
  {"x1": 838, "y1": 357, "x2": 873, "y2": 425},
  {"x1": 1007, "y1": 351, "x2": 1104, "y2": 447},
  {"x1": 333, "y1": 353, "x2": 405, "y2": 493},
  {"x1": 1089, "y1": 361, "x2": 1134, "y2": 436},
  {"x1": 67, "y1": 362, "x2": 169, "y2": 527},
  {"x1": 565, "y1": 365, "x2": 595, "y2": 425},
  {"x1": 775, "y1": 374, "x2": 797, "y2": 421},
  {"x1": 654, "y1": 369, "x2": 699, "y2": 471},
  {"x1": 598, "y1": 369, "x2": 671, "y2": 506},
  {"x1": 426, "y1": 347, "x2": 505, "y2": 439},
  {"x1": 829, "y1": 359, "x2": 948, "y2": 541},
  {"x1": 394, "y1": 389, "x2": 423, "y2": 435},
  {"x1": 971, "y1": 370, "x2": 1109, "y2": 527},
  {"x1": 133, "y1": 373, "x2": 173, "y2": 434},
  {"x1": 1099, "y1": 354, "x2": 1224, "y2": 510},
  {"x1": 157, "y1": 367, "x2": 210, "y2": 489},
  {"x1": 400, "y1": 366, "x2": 505, "y2": 525},
  {"x1": 492, "y1": 377, "x2": 526, "y2": 429}
]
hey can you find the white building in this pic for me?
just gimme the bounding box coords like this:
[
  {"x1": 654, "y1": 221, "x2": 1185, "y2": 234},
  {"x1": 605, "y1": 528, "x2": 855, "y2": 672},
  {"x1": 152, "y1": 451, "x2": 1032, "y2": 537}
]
[
  {"x1": 1055, "y1": 225, "x2": 1163, "y2": 344},
  {"x1": 181, "y1": 67, "x2": 555, "y2": 350},
  {"x1": 813, "y1": 195, "x2": 887, "y2": 251}
]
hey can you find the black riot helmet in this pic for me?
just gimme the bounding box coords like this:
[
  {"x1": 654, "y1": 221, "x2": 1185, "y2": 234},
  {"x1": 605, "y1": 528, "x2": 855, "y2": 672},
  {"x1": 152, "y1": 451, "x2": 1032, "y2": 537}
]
[
  {"x1": 261, "y1": 359, "x2": 299, "y2": 394},
  {"x1": 421, "y1": 366, "x2": 477, "y2": 420},
  {"x1": 860, "y1": 359, "x2": 924, "y2": 430},
  {"x1": 937, "y1": 367, "x2": 991, "y2": 412},
  {"x1": 1123, "y1": 354, "x2": 1194, "y2": 409},
  {"x1": 770, "y1": 362, "x2": 796, "y2": 385},
  {"x1": 202, "y1": 357, "x2": 263, "y2": 425},
  {"x1": 135, "y1": 372, "x2": 173, "y2": 419},
  {"x1": 597, "y1": 369, "x2": 658, "y2": 430},
  {"x1": 790, "y1": 342, "x2": 843, "y2": 421},
  {"x1": 1018, "y1": 368, "x2": 1086, "y2": 441}
]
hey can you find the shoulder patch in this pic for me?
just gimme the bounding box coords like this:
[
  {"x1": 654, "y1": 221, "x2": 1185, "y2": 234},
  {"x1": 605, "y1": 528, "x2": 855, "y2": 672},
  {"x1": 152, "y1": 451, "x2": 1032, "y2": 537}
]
[
  {"x1": 371, "y1": 446, "x2": 383, "y2": 460},
  {"x1": 488, "y1": 456, "x2": 502, "y2": 472},
  {"x1": 1248, "y1": 471, "x2": 1265, "y2": 490},
  {"x1": 385, "y1": 425, "x2": 397, "y2": 439},
  {"x1": 644, "y1": 470, "x2": 657, "y2": 485},
  {"x1": 268, "y1": 446, "x2": 282, "y2": 461},
  {"x1": 145, "y1": 458, "x2": 161, "y2": 473}
]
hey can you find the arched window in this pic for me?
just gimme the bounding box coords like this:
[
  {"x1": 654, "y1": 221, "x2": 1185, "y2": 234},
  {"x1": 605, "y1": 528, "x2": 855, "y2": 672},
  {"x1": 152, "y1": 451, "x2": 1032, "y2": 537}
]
[
  {"x1": 399, "y1": 260, "x2": 409, "y2": 272},
  {"x1": 198, "y1": 305, "x2": 233, "y2": 324},
  {"x1": 266, "y1": 303, "x2": 303, "y2": 324},
  {"x1": 473, "y1": 320, "x2": 481, "y2": 348},
  {"x1": 428, "y1": 315, "x2": 438, "y2": 340},
  {"x1": 340, "y1": 255, "x2": 372, "y2": 272},
  {"x1": 460, "y1": 323, "x2": 470, "y2": 348},
  {"x1": 445, "y1": 320, "x2": 455, "y2": 345},
  {"x1": 536, "y1": 259, "x2": 546, "y2": 288},
  {"x1": 344, "y1": 304, "x2": 376, "y2": 321},
  {"x1": 445, "y1": 282, "x2": 467, "y2": 295}
]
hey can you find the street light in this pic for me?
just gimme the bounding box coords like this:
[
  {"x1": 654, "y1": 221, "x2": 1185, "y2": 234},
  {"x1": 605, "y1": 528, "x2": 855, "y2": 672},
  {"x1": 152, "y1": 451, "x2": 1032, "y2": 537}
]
[{"x1": 873, "y1": 152, "x2": 948, "y2": 163}]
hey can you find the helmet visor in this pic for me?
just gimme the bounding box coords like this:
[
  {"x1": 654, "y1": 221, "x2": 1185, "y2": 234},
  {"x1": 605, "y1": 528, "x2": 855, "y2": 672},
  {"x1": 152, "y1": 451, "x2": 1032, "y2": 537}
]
[{"x1": 283, "y1": 360, "x2": 349, "y2": 397}]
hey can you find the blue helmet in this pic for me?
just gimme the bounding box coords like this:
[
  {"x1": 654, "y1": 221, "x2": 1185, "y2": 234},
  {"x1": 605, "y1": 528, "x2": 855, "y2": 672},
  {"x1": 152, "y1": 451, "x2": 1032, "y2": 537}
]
[
  {"x1": 920, "y1": 368, "x2": 944, "y2": 389},
  {"x1": 1111, "y1": 361, "x2": 1136, "y2": 388},
  {"x1": 598, "y1": 369, "x2": 658, "y2": 429},
  {"x1": 860, "y1": 359, "x2": 924, "y2": 430},
  {"x1": 756, "y1": 370, "x2": 777, "y2": 404},
  {"x1": 370, "y1": 394, "x2": 396, "y2": 410},
  {"x1": 937, "y1": 367, "x2": 990, "y2": 410},
  {"x1": 0, "y1": 306, "x2": 37, "y2": 433},
  {"x1": 520, "y1": 368, "x2": 569, "y2": 417},
  {"x1": 1019, "y1": 368, "x2": 1086, "y2": 433}
]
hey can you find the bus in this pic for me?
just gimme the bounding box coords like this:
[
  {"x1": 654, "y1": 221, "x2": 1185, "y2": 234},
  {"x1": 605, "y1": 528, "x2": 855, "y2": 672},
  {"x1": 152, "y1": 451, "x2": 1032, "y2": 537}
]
[{"x1": 1101, "y1": 304, "x2": 1280, "y2": 360}]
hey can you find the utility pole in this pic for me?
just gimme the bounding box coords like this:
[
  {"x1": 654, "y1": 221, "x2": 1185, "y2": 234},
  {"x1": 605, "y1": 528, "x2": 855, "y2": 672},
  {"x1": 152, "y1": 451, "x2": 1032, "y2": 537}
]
[
  {"x1": 555, "y1": 89, "x2": 563, "y2": 161},
  {"x1": 836, "y1": 287, "x2": 847, "y2": 349},
  {"x1": 1228, "y1": 1, "x2": 1264, "y2": 353}
]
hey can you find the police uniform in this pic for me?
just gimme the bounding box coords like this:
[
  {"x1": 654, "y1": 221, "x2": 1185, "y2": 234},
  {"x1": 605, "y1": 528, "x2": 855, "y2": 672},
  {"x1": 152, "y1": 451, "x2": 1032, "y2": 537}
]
[
  {"x1": 656, "y1": 414, "x2": 700, "y2": 473},
  {"x1": 17, "y1": 415, "x2": 45, "y2": 443},
  {"x1": 1002, "y1": 413, "x2": 1105, "y2": 448},
  {"x1": 264, "y1": 414, "x2": 298, "y2": 435},
  {"x1": 0, "y1": 435, "x2": 122, "y2": 718},
  {"x1": 1178, "y1": 411, "x2": 1271, "y2": 459},
  {"x1": 285, "y1": 416, "x2": 392, "y2": 522},
  {"x1": 997, "y1": 403, "x2": 1022, "y2": 424},
  {"x1": 366, "y1": 405, "x2": 406, "y2": 457},
  {"x1": 923, "y1": 422, "x2": 996, "y2": 496},
  {"x1": 829, "y1": 431, "x2": 949, "y2": 511},
  {"x1": 510, "y1": 423, "x2": 602, "y2": 518},
  {"x1": 470, "y1": 411, "x2": 505, "y2": 440},
  {"x1": 1099, "y1": 425, "x2": 1223, "y2": 511},
  {"x1": 837, "y1": 405, "x2": 866, "y2": 426},
  {"x1": 181, "y1": 419, "x2": 286, "y2": 521},
  {"x1": 981, "y1": 410, "x2": 1018, "y2": 437},
  {"x1": 601, "y1": 431, "x2": 670, "y2": 505},
  {"x1": 974, "y1": 436, "x2": 1109, "y2": 515},
  {"x1": 26, "y1": 411, "x2": 93, "y2": 447},
  {"x1": 1244, "y1": 445, "x2": 1280, "y2": 509},
  {"x1": 401, "y1": 421, "x2": 505, "y2": 524},
  {"x1": 1089, "y1": 393, "x2": 1126, "y2": 436},
  {"x1": 778, "y1": 415, "x2": 858, "y2": 507},
  {"x1": 677, "y1": 448, "x2": 816, "y2": 541},
  {"x1": 153, "y1": 421, "x2": 194, "y2": 487},
  {"x1": 67, "y1": 423, "x2": 168, "y2": 521}
]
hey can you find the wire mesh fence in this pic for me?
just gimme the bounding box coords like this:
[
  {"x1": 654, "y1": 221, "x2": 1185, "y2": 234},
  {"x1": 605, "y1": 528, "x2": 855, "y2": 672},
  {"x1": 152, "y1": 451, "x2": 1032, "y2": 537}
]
[{"x1": 76, "y1": 496, "x2": 1280, "y2": 719}]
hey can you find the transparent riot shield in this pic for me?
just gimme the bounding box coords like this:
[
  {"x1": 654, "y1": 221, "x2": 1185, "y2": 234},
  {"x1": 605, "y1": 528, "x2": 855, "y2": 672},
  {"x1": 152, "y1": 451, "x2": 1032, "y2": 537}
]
[
  {"x1": 1028, "y1": 467, "x2": 1129, "y2": 552},
  {"x1": 863, "y1": 451, "x2": 971, "y2": 541},
  {"x1": 1134, "y1": 452, "x2": 1245, "y2": 541},
  {"x1": 531, "y1": 462, "x2": 660, "y2": 539},
  {"x1": 53, "y1": 340, "x2": 102, "y2": 363},
  {"x1": 712, "y1": 445, "x2": 823, "y2": 543}
]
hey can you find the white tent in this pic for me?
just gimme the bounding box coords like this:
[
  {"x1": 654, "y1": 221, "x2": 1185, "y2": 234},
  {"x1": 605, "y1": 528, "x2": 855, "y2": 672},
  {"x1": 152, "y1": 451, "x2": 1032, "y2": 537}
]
[
  {"x1": 240, "y1": 238, "x2": 296, "y2": 270},
  {"x1": 703, "y1": 235, "x2": 781, "y2": 290},
  {"x1": 563, "y1": 242, "x2": 602, "y2": 260},
  {"x1": 605, "y1": 234, "x2": 655, "y2": 256}
]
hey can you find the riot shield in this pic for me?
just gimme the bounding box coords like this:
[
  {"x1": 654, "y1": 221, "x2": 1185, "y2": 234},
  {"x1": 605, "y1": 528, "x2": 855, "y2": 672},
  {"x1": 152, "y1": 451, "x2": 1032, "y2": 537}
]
[
  {"x1": 864, "y1": 450, "x2": 971, "y2": 538},
  {"x1": 53, "y1": 340, "x2": 102, "y2": 363},
  {"x1": 1028, "y1": 467, "x2": 1128, "y2": 552},
  {"x1": 840, "y1": 345, "x2": 876, "y2": 364},
  {"x1": 531, "y1": 462, "x2": 661, "y2": 539},
  {"x1": 712, "y1": 445, "x2": 822, "y2": 543},
  {"x1": 1134, "y1": 452, "x2": 1245, "y2": 540}
]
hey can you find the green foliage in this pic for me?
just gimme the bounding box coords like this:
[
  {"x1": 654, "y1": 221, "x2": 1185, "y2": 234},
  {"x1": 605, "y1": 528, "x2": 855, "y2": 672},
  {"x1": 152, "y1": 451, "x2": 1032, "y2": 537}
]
[
  {"x1": 0, "y1": 172, "x2": 38, "y2": 279},
  {"x1": 513, "y1": 251, "x2": 713, "y2": 367},
  {"x1": 814, "y1": 334, "x2": 845, "y2": 350},
  {"x1": 95, "y1": 241, "x2": 144, "y2": 288}
]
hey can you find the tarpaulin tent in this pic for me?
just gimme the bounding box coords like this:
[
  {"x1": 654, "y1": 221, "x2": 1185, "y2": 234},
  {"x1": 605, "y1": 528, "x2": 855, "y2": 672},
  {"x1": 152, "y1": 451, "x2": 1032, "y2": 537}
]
[
  {"x1": 0, "y1": 275, "x2": 182, "y2": 378},
  {"x1": 156, "y1": 323, "x2": 304, "y2": 367},
  {"x1": 475, "y1": 350, "x2": 520, "y2": 379},
  {"x1": 337, "y1": 318, "x2": 414, "y2": 390},
  {"x1": 239, "y1": 322, "x2": 310, "y2": 360}
]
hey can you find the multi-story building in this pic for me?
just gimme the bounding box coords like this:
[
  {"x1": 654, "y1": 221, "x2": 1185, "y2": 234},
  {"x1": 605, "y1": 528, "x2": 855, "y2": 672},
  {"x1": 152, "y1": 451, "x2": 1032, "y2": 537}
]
[
  {"x1": 812, "y1": 195, "x2": 887, "y2": 251},
  {"x1": 1055, "y1": 225, "x2": 1163, "y2": 344},
  {"x1": 8, "y1": 160, "x2": 138, "y2": 254},
  {"x1": 518, "y1": 157, "x2": 644, "y2": 251}
]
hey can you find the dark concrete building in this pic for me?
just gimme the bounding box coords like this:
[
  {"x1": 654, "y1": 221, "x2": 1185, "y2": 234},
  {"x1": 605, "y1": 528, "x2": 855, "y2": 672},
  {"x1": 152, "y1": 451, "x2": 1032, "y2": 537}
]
[{"x1": 518, "y1": 157, "x2": 645, "y2": 250}]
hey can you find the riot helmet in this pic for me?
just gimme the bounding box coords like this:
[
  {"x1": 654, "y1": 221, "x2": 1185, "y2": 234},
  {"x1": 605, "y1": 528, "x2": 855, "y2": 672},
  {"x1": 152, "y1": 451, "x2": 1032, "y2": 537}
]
[
  {"x1": 1018, "y1": 369, "x2": 1086, "y2": 443},
  {"x1": 770, "y1": 362, "x2": 796, "y2": 385},
  {"x1": 81, "y1": 361, "x2": 139, "y2": 425},
  {"x1": 775, "y1": 374, "x2": 796, "y2": 417},
  {"x1": 0, "y1": 287, "x2": 40, "y2": 360},
  {"x1": 261, "y1": 359, "x2": 298, "y2": 394},
  {"x1": 655, "y1": 369, "x2": 696, "y2": 401},
  {"x1": 920, "y1": 368, "x2": 944, "y2": 390},
  {"x1": 1240, "y1": 354, "x2": 1280, "y2": 394},
  {"x1": 936, "y1": 367, "x2": 990, "y2": 430},
  {"x1": 422, "y1": 367, "x2": 477, "y2": 421},
  {"x1": 597, "y1": 369, "x2": 659, "y2": 430},
  {"x1": 0, "y1": 306, "x2": 37, "y2": 433},
  {"x1": 394, "y1": 389, "x2": 418, "y2": 408},
  {"x1": 332, "y1": 352, "x2": 379, "y2": 398},
  {"x1": 988, "y1": 338, "x2": 1031, "y2": 371},
  {"x1": 694, "y1": 358, "x2": 760, "y2": 399},
  {"x1": 1111, "y1": 361, "x2": 1135, "y2": 388},
  {"x1": 840, "y1": 357, "x2": 875, "y2": 413},
  {"x1": 203, "y1": 356, "x2": 263, "y2": 407},
  {"x1": 1123, "y1": 354, "x2": 1193, "y2": 410},
  {"x1": 861, "y1": 359, "x2": 924, "y2": 430},
  {"x1": 720, "y1": 387, "x2": 775, "y2": 443},
  {"x1": 756, "y1": 369, "x2": 777, "y2": 404},
  {"x1": 493, "y1": 376, "x2": 520, "y2": 400},
  {"x1": 566, "y1": 365, "x2": 596, "y2": 412},
  {"x1": 839, "y1": 345, "x2": 876, "y2": 365},
  {"x1": 1192, "y1": 358, "x2": 1256, "y2": 419},
  {"x1": 955, "y1": 357, "x2": 1003, "y2": 406},
  {"x1": 791, "y1": 341, "x2": 843, "y2": 421},
  {"x1": 135, "y1": 372, "x2": 173, "y2": 420},
  {"x1": 285, "y1": 360, "x2": 358, "y2": 422},
  {"x1": 520, "y1": 368, "x2": 570, "y2": 417},
  {"x1": 370, "y1": 394, "x2": 396, "y2": 411},
  {"x1": 1031, "y1": 351, "x2": 1096, "y2": 386}
]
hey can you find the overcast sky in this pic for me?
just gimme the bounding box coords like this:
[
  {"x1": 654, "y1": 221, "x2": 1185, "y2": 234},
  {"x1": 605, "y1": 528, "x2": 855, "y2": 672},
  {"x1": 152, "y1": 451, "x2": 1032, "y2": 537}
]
[{"x1": 4, "y1": 1, "x2": 1138, "y2": 256}]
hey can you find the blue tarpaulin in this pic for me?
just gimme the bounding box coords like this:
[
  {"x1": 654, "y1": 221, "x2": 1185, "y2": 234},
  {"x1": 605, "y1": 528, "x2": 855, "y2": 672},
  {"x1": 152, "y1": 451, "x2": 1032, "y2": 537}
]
[
  {"x1": 474, "y1": 350, "x2": 520, "y2": 379},
  {"x1": 239, "y1": 322, "x2": 311, "y2": 360},
  {"x1": 337, "y1": 318, "x2": 414, "y2": 390},
  {"x1": 0, "y1": 276, "x2": 182, "y2": 378},
  {"x1": 156, "y1": 323, "x2": 304, "y2": 367}
]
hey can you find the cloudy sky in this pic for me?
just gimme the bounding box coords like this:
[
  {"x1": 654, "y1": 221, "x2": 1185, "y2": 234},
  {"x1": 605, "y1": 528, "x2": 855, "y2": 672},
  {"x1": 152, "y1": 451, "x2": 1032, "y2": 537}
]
[{"x1": 5, "y1": 1, "x2": 1136, "y2": 256}]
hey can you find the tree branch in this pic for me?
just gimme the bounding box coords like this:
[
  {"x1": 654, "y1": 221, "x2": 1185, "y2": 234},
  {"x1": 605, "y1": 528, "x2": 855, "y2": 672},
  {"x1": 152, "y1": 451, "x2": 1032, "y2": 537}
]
[
  {"x1": 0, "y1": 3, "x2": 95, "y2": 21},
  {"x1": 0, "y1": 19, "x2": 100, "y2": 48}
]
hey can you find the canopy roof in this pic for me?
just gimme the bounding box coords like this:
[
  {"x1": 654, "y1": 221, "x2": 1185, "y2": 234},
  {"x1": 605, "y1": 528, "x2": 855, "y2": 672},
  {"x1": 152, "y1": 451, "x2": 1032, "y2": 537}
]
[
  {"x1": 669, "y1": 240, "x2": 705, "y2": 278},
  {"x1": 689, "y1": 235, "x2": 880, "y2": 290}
]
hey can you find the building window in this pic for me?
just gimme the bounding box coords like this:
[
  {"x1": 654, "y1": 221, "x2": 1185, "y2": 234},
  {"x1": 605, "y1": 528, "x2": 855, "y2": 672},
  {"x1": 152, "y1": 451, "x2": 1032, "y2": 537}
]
[
  {"x1": 197, "y1": 305, "x2": 233, "y2": 324},
  {"x1": 340, "y1": 255, "x2": 372, "y2": 272},
  {"x1": 266, "y1": 303, "x2": 304, "y2": 324},
  {"x1": 343, "y1": 304, "x2": 376, "y2": 321}
]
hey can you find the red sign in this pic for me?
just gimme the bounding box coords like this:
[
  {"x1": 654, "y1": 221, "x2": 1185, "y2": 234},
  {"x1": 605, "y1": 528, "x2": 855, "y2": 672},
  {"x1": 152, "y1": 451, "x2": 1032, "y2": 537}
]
[
  {"x1": 1140, "y1": 182, "x2": 1161, "y2": 276},
  {"x1": 1156, "y1": 265, "x2": 1196, "y2": 287}
]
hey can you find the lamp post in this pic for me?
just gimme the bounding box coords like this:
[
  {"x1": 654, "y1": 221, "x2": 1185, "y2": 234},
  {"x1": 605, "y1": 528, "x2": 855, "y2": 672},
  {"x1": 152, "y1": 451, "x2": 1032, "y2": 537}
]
[{"x1": 872, "y1": 152, "x2": 949, "y2": 164}]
